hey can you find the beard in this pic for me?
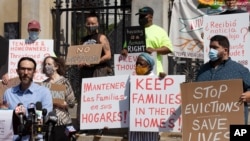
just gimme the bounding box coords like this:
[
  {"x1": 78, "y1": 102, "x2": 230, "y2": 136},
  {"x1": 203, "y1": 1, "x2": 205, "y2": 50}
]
[{"x1": 19, "y1": 74, "x2": 33, "y2": 84}]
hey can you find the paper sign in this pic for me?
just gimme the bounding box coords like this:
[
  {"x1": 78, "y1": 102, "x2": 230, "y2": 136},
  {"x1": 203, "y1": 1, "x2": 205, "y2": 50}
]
[
  {"x1": 65, "y1": 44, "x2": 102, "y2": 65},
  {"x1": 129, "y1": 75, "x2": 185, "y2": 132},
  {"x1": 0, "y1": 110, "x2": 13, "y2": 141},
  {"x1": 181, "y1": 79, "x2": 244, "y2": 141},
  {"x1": 80, "y1": 75, "x2": 130, "y2": 129}
]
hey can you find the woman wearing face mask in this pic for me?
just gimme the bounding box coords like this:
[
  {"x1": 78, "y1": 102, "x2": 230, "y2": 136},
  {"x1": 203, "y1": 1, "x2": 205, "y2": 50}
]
[
  {"x1": 42, "y1": 56, "x2": 76, "y2": 141},
  {"x1": 78, "y1": 11, "x2": 112, "y2": 78},
  {"x1": 129, "y1": 52, "x2": 165, "y2": 141}
]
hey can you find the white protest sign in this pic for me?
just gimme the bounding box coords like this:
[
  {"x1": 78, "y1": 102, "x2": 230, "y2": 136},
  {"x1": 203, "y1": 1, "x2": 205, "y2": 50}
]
[
  {"x1": 0, "y1": 110, "x2": 13, "y2": 141},
  {"x1": 129, "y1": 75, "x2": 185, "y2": 132},
  {"x1": 114, "y1": 52, "x2": 157, "y2": 76},
  {"x1": 8, "y1": 39, "x2": 54, "y2": 82},
  {"x1": 203, "y1": 13, "x2": 250, "y2": 69},
  {"x1": 80, "y1": 75, "x2": 130, "y2": 129}
]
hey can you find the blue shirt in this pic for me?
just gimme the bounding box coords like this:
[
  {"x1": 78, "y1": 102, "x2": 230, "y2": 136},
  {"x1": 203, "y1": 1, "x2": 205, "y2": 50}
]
[
  {"x1": 196, "y1": 58, "x2": 250, "y2": 91},
  {"x1": 3, "y1": 82, "x2": 53, "y2": 141},
  {"x1": 196, "y1": 58, "x2": 250, "y2": 124}
]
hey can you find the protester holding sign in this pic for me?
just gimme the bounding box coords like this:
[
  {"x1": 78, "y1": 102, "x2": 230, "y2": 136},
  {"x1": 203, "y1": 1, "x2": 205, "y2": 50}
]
[
  {"x1": 129, "y1": 52, "x2": 165, "y2": 141},
  {"x1": 78, "y1": 11, "x2": 112, "y2": 78},
  {"x1": 196, "y1": 35, "x2": 250, "y2": 124},
  {"x1": 42, "y1": 56, "x2": 76, "y2": 141},
  {"x1": 121, "y1": 6, "x2": 173, "y2": 74}
]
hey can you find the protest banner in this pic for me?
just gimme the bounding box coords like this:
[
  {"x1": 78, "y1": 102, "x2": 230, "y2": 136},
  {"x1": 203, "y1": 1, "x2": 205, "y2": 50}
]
[
  {"x1": 114, "y1": 52, "x2": 157, "y2": 76},
  {"x1": 40, "y1": 83, "x2": 66, "y2": 105},
  {"x1": 0, "y1": 110, "x2": 13, "y2": 141},
  {"x1": 181, "y1": 79, "x2": 244, "y2": 141},
  {"x1": 129, "y1": 75, "x2": 185, "y2": 132},
  {"x1": 80, "y1": 75, "x2": 130, "y2": 129},
  {"x1": 125, "y1": 26, "x2": 146, "y2": 53},
  {"x1": 0, "y1": 77, "x2": 20, "y2": 104},
  {"x1": 8, "y1": 39, "x2": 54, "y2": 82},
  {"x1": 65, "y1": 44, "x2": 102, "y2": 65},
  {"x1": 203, "y1": 13, "x2": 250, "y2": 69}
]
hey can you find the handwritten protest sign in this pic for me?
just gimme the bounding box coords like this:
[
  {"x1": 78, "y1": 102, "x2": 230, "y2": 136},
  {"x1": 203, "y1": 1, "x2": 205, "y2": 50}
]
[
  {"x1": 0, "y1": 110, "x2": 13, "y2": 141},
  {"x1": 8, "y1": 39, "x2": 54, "y2": 82},
  {"x1": 114, "y1": 52, "x2": 157, "y2": 76},
  {"x1": 0, "y1": 77, "x2": 20, "y2": 104},
  {"x1": 181, "y1": 79, "x2": 244, "y2": 141},
  {"x1": 129, "y1": 75, "x2": 185, "y2": 132},
  {"x1": 125, "y1": 26, "x2": 146, "y2": 53},
  {"x1": 40, "y1": 83, "x2": 66, "y2": 105},
  {"x1": 203, "y1": 13, "x2": 250, "y2": 69},
  {"x1": 65, "y1": 44, "x2": 102, "y2": 65},
  {"x1": 80, "y1": 75, "x2": 130, "y2": 129}
]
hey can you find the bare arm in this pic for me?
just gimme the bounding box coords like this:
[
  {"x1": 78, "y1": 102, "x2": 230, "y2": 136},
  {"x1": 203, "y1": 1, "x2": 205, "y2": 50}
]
[
  {"x1": 146, "y1": 46, "x2": 172, "y2": 55},
  {"x1": 99, "y1": 35, "x2": 111, "y2": 63}
]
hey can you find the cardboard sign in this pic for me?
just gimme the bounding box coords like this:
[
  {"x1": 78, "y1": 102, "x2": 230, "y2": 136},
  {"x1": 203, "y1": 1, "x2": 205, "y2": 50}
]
[
  {"x1": 126, "y1": 26, "x2": 146, "y2": 53},
  {"x1": 0, "y1": 77, "x2": 20, "y2": 104},
  {"x1": 80, "y1": 75, "x2": 130, "y2": 130},
  {"x1": 40, "y1": 83, "x2": 66, "y2": 105},
  {"x1": 129, "y1": 75, "x2": 185, "y2": 132},
  {"x1": 181, "y1": 79, "x2": 244, "y2": 141},
  {"x1": 65, "y1": 44, "x2": 102, "y2": 65}
]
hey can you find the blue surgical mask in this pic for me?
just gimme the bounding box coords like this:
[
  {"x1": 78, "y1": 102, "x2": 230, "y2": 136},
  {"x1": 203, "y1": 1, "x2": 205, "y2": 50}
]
[
  {"x1": 29, "y1": 31, "x2": 39, "y2": 41},
  {"x1": 209, "y1": 48, "x2": 219, "y2": 61}
]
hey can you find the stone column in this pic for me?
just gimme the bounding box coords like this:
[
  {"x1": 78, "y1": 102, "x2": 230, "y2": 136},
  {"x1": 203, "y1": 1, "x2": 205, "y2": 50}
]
[{"x1": 20, "y1": 0, "x2": 53, "y2": 39}]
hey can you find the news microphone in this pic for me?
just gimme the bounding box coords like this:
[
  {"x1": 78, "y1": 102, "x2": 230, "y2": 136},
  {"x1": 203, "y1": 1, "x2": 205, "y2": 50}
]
[
  {"x1": 45, "y1": 111, "x2": 58, "y2": 139},
  {"x1": 35, "y1": 102, "x2": 43, "y2": 121},
  {"x1": 65, "y1": 125, "x2": 77, "y2": 138},
  {"x1": 27, "y1": 103, "x2": 36, "y2": 123},
  {"x1": 15, "y1": 103, "x2": 25, "y2": 125}
]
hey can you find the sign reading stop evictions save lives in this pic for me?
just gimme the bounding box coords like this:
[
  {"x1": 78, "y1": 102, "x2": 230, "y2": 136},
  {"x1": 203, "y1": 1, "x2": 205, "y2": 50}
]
[{"x1": 8, "y1": 39, "x2": 54, "y2": 82}]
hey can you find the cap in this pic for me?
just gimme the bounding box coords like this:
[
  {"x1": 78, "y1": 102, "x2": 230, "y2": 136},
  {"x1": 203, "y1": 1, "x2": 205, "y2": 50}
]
[
  {"x1": 135, "y1": 7, "x2": 154, "y2": 15},
  {"x1": 28, "y1": 20, "x2": 40, "y2": 30}
]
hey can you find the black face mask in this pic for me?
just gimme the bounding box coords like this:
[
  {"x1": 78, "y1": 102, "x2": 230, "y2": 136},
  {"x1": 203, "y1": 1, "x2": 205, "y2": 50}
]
[{"x1": 139, "y1": 17, "x2": 148, "y2": 27}]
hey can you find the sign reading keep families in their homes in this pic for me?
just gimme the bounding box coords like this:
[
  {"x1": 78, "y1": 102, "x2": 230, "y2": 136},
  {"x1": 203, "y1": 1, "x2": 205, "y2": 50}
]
[
  {"x1": 181, "y1": 79, "x2": 244, "y2": 141},
  {"x1": 8, "y1": 39, "x2": 54, "y2": 82},
  {"x1": 65, "y1": 44, "x2": 102, "y2": 65},
  {"x1": 129, "y1": 75, "x2": 185, "y2": 132},
  {"x1": 80, "y1": 75, "x2": 130, "y2": 129},
  {"x1": 125, "y1": 26, "x2": 146, "y2": 53},
  {"x1": 203, "y1": 13, "x2": 250, "y2": 69}
]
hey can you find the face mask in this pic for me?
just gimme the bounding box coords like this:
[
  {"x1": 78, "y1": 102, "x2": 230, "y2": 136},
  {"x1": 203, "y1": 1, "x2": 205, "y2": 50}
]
[
  {"x1": 209, "y1": 48, "x2": 219, "y2": 61},
  {"x1": 45, "y1": 65, "x2": 54, "y2": 75},
  {"x1": 29, "y1": 31, "x2": 39, "y2": 41},
  {"x1": 136, "y1": 66, "x2": 150, "y2": 75},
  {"x1": 86, "y1": 25, "x2": 98, "y2": 34},
  {"x1": 139, "y1": 17, "x2": 148, "y2": 27}
]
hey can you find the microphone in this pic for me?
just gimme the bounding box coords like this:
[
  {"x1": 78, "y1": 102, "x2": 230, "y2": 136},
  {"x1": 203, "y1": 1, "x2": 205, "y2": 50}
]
[
  {"x1": 15, "y1": 103, "x2": 25, "y2": 125},
  {"x1": 45, "y1": 111, "x2": 58, "y2": 139},
  {"x1": 42, "y1": 109, "x2": 47, "y2": 124},
  {"x1": 35, "y1": 102, "x2": 43, "y2": 121},
  {"x1": 65, "y1": 125, "x2": 77, "y2": 139}
]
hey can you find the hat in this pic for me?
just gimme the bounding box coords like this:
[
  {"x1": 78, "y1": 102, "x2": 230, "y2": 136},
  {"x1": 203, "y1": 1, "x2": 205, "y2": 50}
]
[
  {"x1": 138, "y1": 52, "x2": 155, "y2": 68},
  {"x1": 135, "y1": 7, "x2": 154, "y2": 15},
  {"x1": 28, "y1": 20, "x2": 40, "y2": 30}
]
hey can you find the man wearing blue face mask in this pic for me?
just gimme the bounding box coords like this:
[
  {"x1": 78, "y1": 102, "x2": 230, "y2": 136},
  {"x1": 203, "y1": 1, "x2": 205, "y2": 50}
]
[
  {"x1": 196, "y1": 35, "x2": 250, "y2": 125},
  {"x1": 27, "y1": 20, "x2": 41, "y2": 41}
]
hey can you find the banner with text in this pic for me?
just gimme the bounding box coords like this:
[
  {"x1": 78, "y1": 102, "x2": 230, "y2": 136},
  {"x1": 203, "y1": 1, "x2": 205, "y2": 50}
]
[
  {"x1": 114, "y1": 52, "x2": 157, "y2": 76},
  {"x1": 129, "y1": 75, "x2": 185, "y2": 132},
  {"x1": 80, "y1": 75, "x2": 130, "y2": 129},
  {"x1": 125, "y1": 26, "x2": 146, "y2": 53},
  {"x1": 0, "y1": 110, "x2": 13, "y2": 141},
  {"x1": 181, "y1": 79, "x2": 244, "y2": 141},
  {"x1": 203, "y1": 13, "x2": 250, "y2": 69},
  {"x1": 8, "y1": 39, "x2": 54, "y2": 82}
]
